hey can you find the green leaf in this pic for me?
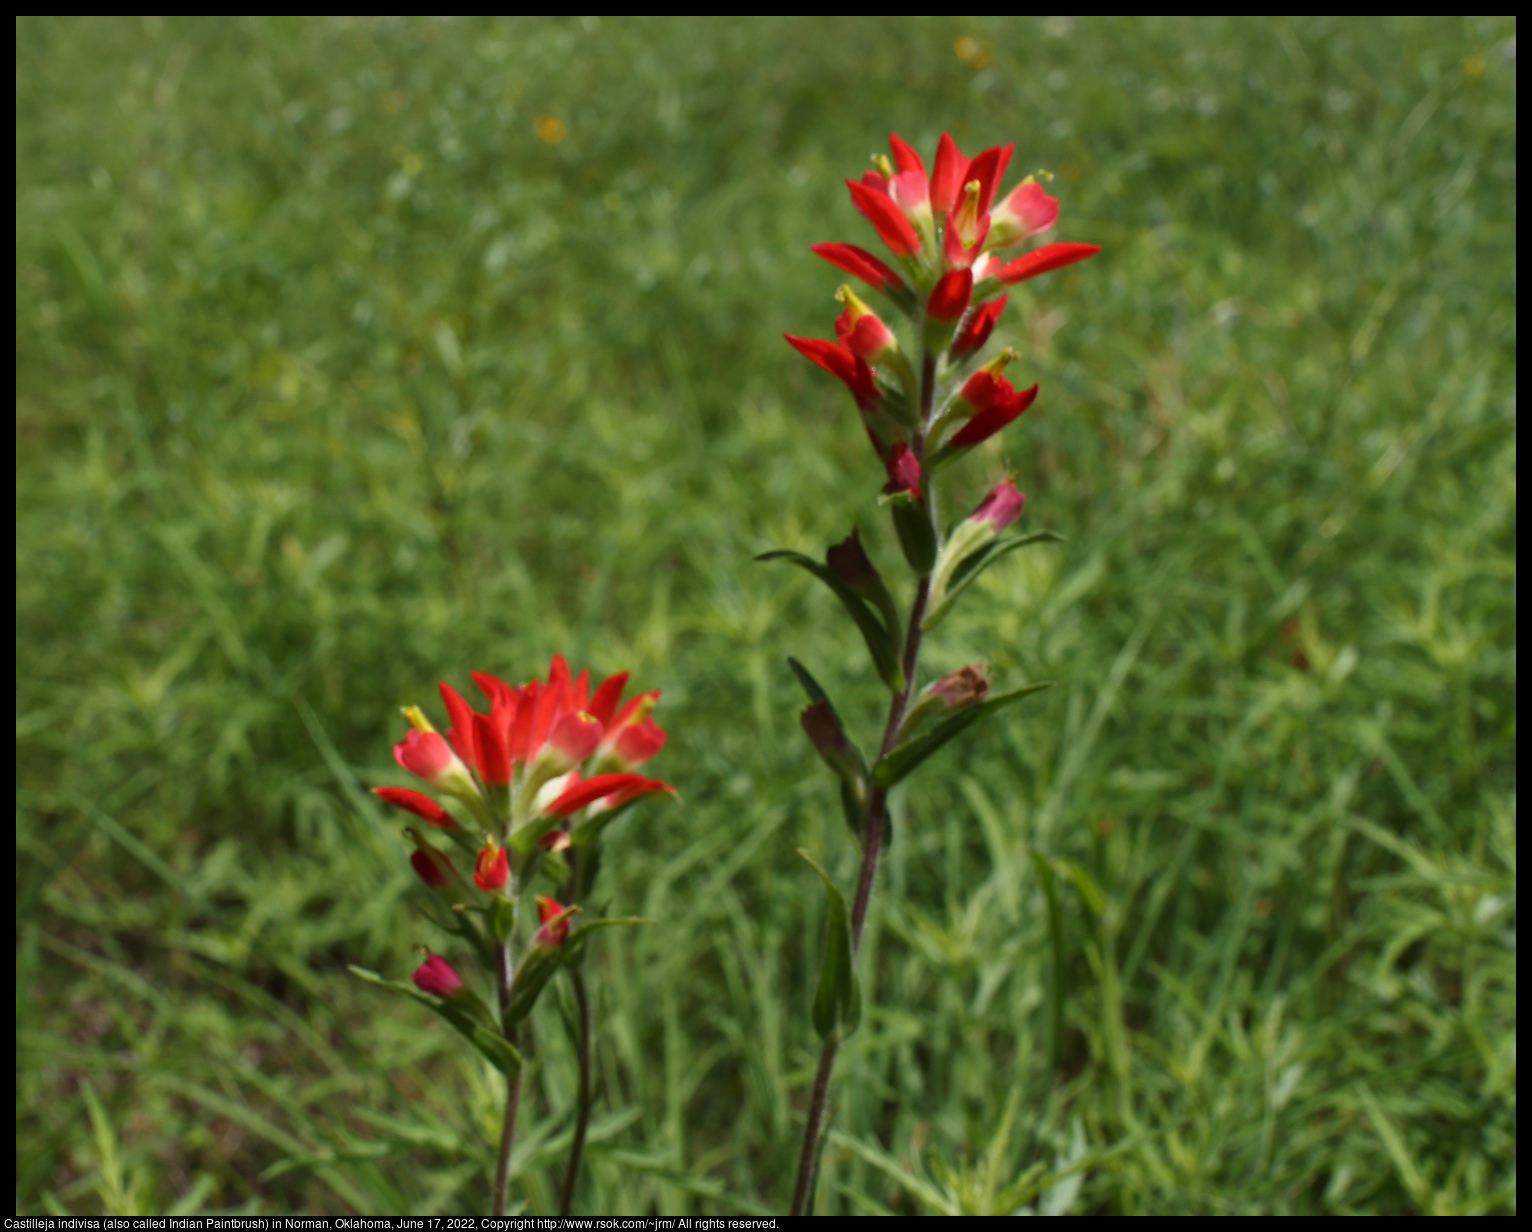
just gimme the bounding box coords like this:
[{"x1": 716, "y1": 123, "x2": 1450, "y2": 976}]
[
  {"x1": 787, "y1": 657, "x2": 872, "y2": 790},
  {"x1": 502, "y1": 945, "x2": 563, "y2": 1030},
  {"x1": 561, "y1": 915, "x2": 653, "y2": 970},
  {"x1": 922, "y1": 530, "x2": 1064, "y2": 632},
  {"x1": 1028, "y1": 851, "x2": 1066, "y2": 1077},
  {"x1": 886, "y1": 493, "x2": 938, "y2": 576},
  {"x1": 758, "y1": 551, "x2": 904, "y2": 692},
  {"x1": 348, "y1": 965, "x2": 522, "y2": 1077},
  {"x1": 504, "y1": 914, "x2": 652, "y2": 1025},
  {"x1": 873, "y1": 681, "x2": 1055, "y2": 789},
  {"x1": 839, "y1": 778, "x2": 868, "y2": 849},
  {"x1": 799, "y1": 850, "x2": 861, "y2": 1041}
]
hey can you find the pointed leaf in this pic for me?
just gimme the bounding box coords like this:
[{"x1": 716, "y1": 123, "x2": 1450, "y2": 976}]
[
  {"x1": 787, "y1": 657, "x2": 872, "y2": 785},
  {"x1": 873, "y1": 681, "x2": 1055, "y2": 788},
  {"x1": 758, "y1": 551, "x2": 904, "y2": 692},
  {"x1": 348, "y1": 965, "x2": 522, "y2": 1077},
  {"x1": 839, "y1": 778, "x2": 867, "y2": 850},
  {"x1": 502, "y1": 945, "x2": 564, "y2": 1030},
  {"x1": 798, "y1": 850, "x2": 861, "y2": 1040},
  {"x1": 922, "y1": 530, "x2": 1065, "y2": 632},
  {"x1": 1028, "y1": 851, "x2": 1066, "y2": 1077},
  {"x1": 561, "y1": 915, "x2": 654, "y2": 969}
]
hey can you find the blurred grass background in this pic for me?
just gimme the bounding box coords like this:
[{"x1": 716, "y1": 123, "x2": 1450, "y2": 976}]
[{"x1": 15, "y1": 15, "x2": 1515, "y2": 1216}]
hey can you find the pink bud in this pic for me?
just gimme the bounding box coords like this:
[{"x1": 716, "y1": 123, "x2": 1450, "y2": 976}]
[
  {"x1": 411, "y1": 954, "x2": 464, "y2": 998},
  {"x1": 970, "y1": 479, "x2": 1026, "y2": 531}
]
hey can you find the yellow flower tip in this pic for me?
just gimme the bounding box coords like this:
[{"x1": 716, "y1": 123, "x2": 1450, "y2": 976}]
[{"x1": 533, "y1": 114, "x2": 568, "y2": 144}]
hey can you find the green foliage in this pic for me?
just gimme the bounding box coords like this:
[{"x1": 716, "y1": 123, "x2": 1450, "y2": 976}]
[
  {"x1": 799, "y1": 851, "x2": 862, "y2": 1042},
  {"x1": 17, "y1": 15, "x2": 1515, "y2": 1216}
]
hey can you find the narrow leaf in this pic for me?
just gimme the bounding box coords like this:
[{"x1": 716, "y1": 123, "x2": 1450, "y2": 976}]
[
  {"x1": 562, "y1": 915, "x2": 653, "y2": 969},
  {"x1": 922, "y1": 530, "x2": 1064, "y2": 632},
  {"x1": 1028, "y1": 851, "x2": 1066, "y2": 1077},
  {"x1": 787, "y1": 658, "x2": 872, "y2": 790},
  {"x1": 873, "y1": 681, "x2": 1055, "y2": 788},
  {"x1": 798, "y1": 850, "x2": 861, "y2": 1041},
  {"x1": 348, "y1": 965, "x2": 522, "y2": 1077},
  {"x1": 758, "y1": 551, "x2": 904, "y2": 691}
]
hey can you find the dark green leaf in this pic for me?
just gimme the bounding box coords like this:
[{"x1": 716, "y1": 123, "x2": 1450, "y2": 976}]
[
  {"x1": 1028, "y1": 851, "x2": 1066, "y2": 1077},
  {"x1": 873, "y1": 681, "x2": 1055, "y2": 788},
  {"x1": 348, "y1": 965, "x2": 522, "y2": 1077},
  {"x1": 758, "y1": 551, "x2": 904, "y2": 691},
  {"x1": 799, "y1": 850, "x2": 861, "y2": 1041}
]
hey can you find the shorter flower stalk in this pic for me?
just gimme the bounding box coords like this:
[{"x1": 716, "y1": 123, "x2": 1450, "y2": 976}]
[{"x1": 366, "y1": 654, "x2": 674, "y2": 1216}]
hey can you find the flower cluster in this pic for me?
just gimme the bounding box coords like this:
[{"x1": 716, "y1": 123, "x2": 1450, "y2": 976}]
[
  {"x1": 376, "y1": 653, "x2": 673, "y2": 906},
  {"x1": 785, "y1": 131, "x2": 1099, "y2": 498}
]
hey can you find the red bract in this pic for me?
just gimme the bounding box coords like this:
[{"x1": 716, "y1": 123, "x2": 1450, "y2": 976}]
[
  {"x1": 544, "y1": 771, "x2": 675, "y2": 819},
  {"x1": 783, "y1": 334, "x2": 882, "y2": 411},
  {"x1": 988, "y1": 181, "x2": 1059, "y2": 249},
  {"x1": 997, "y1": 242, "x2": 1101, "y2": 285},
  {"x1": 846, "y1": 179, "x2": 921, "y2": 256},
  {"x1": 810, "y1": 243, "x2": 906, "y2": 296},
  {"x1": 948, "y1": 380, "x2": 1039, "y2": 450},
  {"x1": 373, "y1": 786, "x2": 460, "y2": 829},
  {"x1": 534, "y1": 895, "x2": 572, "y2": 948},
  {"x1": 950, "y1": 294, "x2": 1007, "y2": 360},
  {"x1": 926, "y1": 268, "x2": 973, "y2": 327}
]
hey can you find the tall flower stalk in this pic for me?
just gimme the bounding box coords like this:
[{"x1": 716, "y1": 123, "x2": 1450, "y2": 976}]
[
  {"x1": 354, "y1": 655, "x2": 672, "y2": 1215},
  {"x1": 773, "y1": 130, "x2": 1099, "y2": 1215}
]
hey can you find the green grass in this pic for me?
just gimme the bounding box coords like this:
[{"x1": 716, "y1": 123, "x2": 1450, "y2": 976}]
[{"x1": 16, "y1": 15, "x2": 1515, "y2": 1216}]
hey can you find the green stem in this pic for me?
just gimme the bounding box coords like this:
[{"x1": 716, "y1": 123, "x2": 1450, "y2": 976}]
[
  {"x1": 492, "y1": 906, "x2": 522, "y2": 1216},
  {"x1": 559, "y1": 861, "x2": 594, "y2": 1217},
  {"x1": 788, "y1": 348, "x2": 941, "y2": 1216}
]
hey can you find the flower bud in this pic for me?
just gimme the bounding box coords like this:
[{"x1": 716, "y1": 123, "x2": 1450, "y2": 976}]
[
  {"x1": 411, "y1": 953, "x2": 465, "y2": 999},
  {"x1": 895, "y1": 664, "x2": 992, "y2": 743},
  {"x1": 473, "y1": 837, "x2": 510, "y2": 893},
  {"x1": 533, "y1": 895, "x2": 575, "y2": 949}
]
